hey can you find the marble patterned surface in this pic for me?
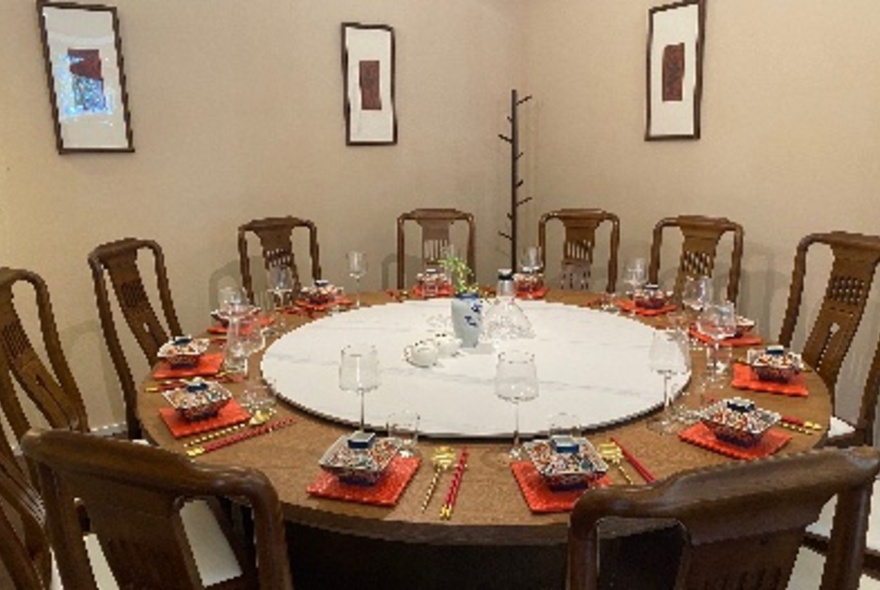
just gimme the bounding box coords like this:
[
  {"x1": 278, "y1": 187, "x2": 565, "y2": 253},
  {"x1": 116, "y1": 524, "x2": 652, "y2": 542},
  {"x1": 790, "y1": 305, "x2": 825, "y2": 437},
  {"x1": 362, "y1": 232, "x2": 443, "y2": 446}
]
[{"x1": 263, "y1": 299, "x2": 689, "y2": 437}]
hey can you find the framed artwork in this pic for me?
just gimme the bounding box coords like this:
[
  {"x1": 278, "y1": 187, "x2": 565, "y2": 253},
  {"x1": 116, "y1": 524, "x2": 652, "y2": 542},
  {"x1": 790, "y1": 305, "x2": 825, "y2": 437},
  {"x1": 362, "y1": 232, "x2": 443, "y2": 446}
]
[
  {"x1": 645, "y1": 0, "x2": 706, "y2": 141},
  {"x1": 341, "y1": 23, "x2": 397, "y2": 146},
  {"x1": 37, "y1": 1, "x2": 134, "y2": 153}
]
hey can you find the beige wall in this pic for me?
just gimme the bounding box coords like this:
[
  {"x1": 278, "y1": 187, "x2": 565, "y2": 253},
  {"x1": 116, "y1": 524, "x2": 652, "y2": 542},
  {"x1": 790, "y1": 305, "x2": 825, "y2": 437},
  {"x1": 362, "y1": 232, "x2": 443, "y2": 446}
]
[
  {"x1": 1, "y1": 0, "x2": 524, "y2": 427},
  {"x1": 524, "y1": 0, "x2": 880, "y2": 424},
  {"x1": 1, "y1": 0, "x2": 877, "y2": 430}
]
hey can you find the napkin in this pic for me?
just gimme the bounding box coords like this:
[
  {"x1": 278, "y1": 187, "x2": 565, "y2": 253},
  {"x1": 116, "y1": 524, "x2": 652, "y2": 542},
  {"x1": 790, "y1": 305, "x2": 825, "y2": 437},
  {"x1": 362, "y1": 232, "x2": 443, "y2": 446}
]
[
  {"x1": 152, "y1": 352, "x2": 224, "y2": 379},
  {"x1": 411, "y1": 284, "x2": 455, "y2": 299},
  {"x1": 306, "y1": 457, "x2": 421, "y2": 507},
  {"x1": 295, "y1": 296, "x2": 355, "y2": 312},
  {"x1": 158, "y1": 399, "x2": 250, "y2": 438},
  {"x1": 689, "y1": 327, "x2": 762, "y2": 348},
  {"x1": 615, "y1": 300, "x2": 677, "y2": 317},
  {"x1": 516, "y1": 286, "x2": 550, "y2": 300},
  {"x1": 731, "y1": 363, "x2": 809, "y2": 397},
  {"x1": 678, "y1": 422, "x2": 792, "y2": 460},
  {"x1": 510, "y1": 461, "x2": 611, "y2": 514}
]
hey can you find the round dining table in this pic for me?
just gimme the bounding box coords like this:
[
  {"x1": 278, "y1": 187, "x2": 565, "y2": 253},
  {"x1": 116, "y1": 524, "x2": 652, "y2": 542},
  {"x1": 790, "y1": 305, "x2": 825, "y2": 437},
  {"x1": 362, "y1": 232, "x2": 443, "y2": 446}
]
[{"x1": 137, "y1": 291, "x2": 832, "y2": 589}]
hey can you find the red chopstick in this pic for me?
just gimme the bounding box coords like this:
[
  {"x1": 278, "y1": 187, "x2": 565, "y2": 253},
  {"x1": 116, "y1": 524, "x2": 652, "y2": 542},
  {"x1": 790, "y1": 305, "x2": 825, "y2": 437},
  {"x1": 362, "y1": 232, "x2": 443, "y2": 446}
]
[
  {"x1": 191, "y1": 417, "x2": 296, "y2": 456},
  {"x1": 440, "y1": 448, "x2": 468, "y2": 520},
  {"x1": 609, "y1": 437, "x2": 655, "y2": 483}
]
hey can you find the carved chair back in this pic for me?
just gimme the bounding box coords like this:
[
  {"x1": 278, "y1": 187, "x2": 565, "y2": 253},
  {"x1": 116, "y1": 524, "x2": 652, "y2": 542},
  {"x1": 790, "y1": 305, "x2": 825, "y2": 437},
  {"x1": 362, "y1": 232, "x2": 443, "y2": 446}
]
[
  {"x1": 568, "y1": 446, "x2": 880, "y2": 590},
  {"x1": 396, "y1": 208, "x2": 476, "y2": 289},
  {"x1": 88, "y1": 237, "x2": 182, "y2": 440},
  {"x1": 778, "y1": 231, "x2": 880, "y2": 424},
  {"x1": 22, "y1": 428, "x2": 293, "y2": 590},
  {"x1": 238, "y1": 216, "x2": 321, "y2": 303},
  {"x1": 648, "y1": 215, "x2": 744, "y2": 303},
  {"x1": 538, "y1": 208, "x2": 620, "y2": 293}
]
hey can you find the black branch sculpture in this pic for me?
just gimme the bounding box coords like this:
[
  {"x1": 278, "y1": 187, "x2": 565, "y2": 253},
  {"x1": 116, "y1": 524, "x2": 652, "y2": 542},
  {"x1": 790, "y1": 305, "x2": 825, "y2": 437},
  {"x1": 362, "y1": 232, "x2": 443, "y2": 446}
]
[{"x1": 498, "y1": 89, "x2": 533, "y2": 271}]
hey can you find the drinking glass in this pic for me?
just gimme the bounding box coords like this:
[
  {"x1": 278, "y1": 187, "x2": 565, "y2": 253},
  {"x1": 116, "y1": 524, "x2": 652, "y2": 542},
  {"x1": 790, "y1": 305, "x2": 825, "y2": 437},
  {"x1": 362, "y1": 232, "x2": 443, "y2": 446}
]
[
  {"x1": 225, "y1": 315, "x2": 262, "y2": 378},
  {"x1": 621, "y1": 258, "x2": 647, "y2": 314},
  {"x1": 267, "y1": 265, "x2": 296, "y2": 311},
  {"x1": 347, "y1": 251, "x2": 367, "y2": 308},
  {"x1": 218, "y1": 286, "x2": 249, "y2": 321},
  {"x1": 696, "y1": 301, "x2": 737, "y2": 383},
  {"x1": 494, "y1": 351, "x2": 539, "y2": 460},
  {"x1": 520, "y1": 245, "x2": 542, "y2": 275},
  {"x1": 647, "y1": 329, "x2": 691, "y2": 434},
  {"x1": 241, "y1": 380, "x2": 276, "y2": 425},
  {"x1": 339, "y1": 343, "x2": 380, "y2": 432},
  {"x1": 386, "y1": 411, "x2": 420, "y2": 458},
  {"x1": 548, "y1": 412, "x2": 582, "y2": 438},
  {"x1": 681, "y1": 276, "x2": 713, "y2": 344}
]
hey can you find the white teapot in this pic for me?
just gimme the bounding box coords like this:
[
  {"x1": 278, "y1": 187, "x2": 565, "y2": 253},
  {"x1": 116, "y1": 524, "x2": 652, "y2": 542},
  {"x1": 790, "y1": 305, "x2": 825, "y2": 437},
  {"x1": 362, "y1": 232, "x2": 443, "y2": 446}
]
[
  {"x1": 404, "y1": 340, "x2": 440, "y2": 368},
  {"x1": 432, "y1": 332, "x2": 462, "y2": 358}
]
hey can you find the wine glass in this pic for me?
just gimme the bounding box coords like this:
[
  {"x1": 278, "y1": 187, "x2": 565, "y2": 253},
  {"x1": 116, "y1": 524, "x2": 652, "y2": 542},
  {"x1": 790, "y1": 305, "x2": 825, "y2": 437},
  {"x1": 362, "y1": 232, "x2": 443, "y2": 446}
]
[
  {"x1": 494, "y1": 350, "x2": 539, "y2": 460},
  {"x1": 647, "y1": 329, "x2": 691, "y2": 434},
  {"x1": 339, "y1": 344, "x2": 380, "y2": 432},
  {"x1": 267, "y1": 264, "x2": 296, "y2": 311},
  {"x1": 696, "y1": 301, "x2": 737, "y2": 383},
  {"x1": 347, "y1": 251, "x2": 367, "y2": 308},
  {"x1": 218, "y1": 286, "x2": 249, "y2": 322},
  {"x1": 681, "y1": 276, "x2": 713, "y2": 340}
]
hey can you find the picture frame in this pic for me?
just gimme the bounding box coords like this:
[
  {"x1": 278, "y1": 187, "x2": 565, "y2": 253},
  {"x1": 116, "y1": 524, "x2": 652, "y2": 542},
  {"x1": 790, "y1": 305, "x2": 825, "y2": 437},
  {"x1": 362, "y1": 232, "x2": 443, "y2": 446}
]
[
  {"x1": 37, "y1": 1, "x2": 134, "y2": 153},
  {"x1": 645, "y1": 0, "x2": 706, "y2": 141},
  {"x1": 341, "y1": 23, "x2": 397, "y2": 146}
]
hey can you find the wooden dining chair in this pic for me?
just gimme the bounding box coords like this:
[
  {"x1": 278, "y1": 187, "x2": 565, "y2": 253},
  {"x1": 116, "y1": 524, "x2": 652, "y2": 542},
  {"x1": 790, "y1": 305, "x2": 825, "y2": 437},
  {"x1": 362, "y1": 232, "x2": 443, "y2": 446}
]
[
  {"x1": 22, "y1": 428, "x2": 294, "y2": 590},
  {"x1": 238, "y1": 216, "x2": 321, "y2": 303},
  {"x1": 778, "y1": 231, "x2": 880, "y2": 446},
  {"x1": 396, "y1": 208, "x2": 476, "y2": 289},
  {"x1": 88, "y1": 237, "x2": 182, "y2": 440},
  {"x1": 537, "y1": 208, "x2": 620, "y2": 293},
  {"x1": 568, "y1": 446, "x2": 880, "y2": 590},
  {"x1": 0, "y1": 445, "x2": 52, "y2": 589},
  {"x1": 648, "y1": 215, "x2": 744, "y2": 303},
  {"x1": 0, "y1": 267, "x2": 92, "y2": 488}
]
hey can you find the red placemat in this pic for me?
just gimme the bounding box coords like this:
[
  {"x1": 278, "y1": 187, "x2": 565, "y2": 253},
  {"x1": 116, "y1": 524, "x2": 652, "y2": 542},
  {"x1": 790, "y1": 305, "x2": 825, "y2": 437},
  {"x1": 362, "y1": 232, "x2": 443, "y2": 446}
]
[
  {"x1": 615, "y1": 300, "x2": 677, "y2": 317},
  {"x1": 152, "y1": 352, "x2": 224, "y2": 379},
  {"x1": 731, "y1": 363, "x2": 809, "y2": 397},
  {"x1": 158, "y1": 399, "x2": 250, "y2": 438},
  {"x1": 510, "y1": 461, "x2": 611, "y2": 514},
  {"x1": 411, "y1": 284, "x2": 455, "y2": 299},
  {"x1": 294, "y1": 296, "x2": 355, "y2": 312},
  {"x1": 306, "y1": 457, "x2": 421, "y2": 507},
  {"x1": 689, "y1": 327, "x2": 762, "y2": 348},
  {"x1": 516, "y1": 286, "x2": 550, "y2": 300},
  {"x1": 678, "y1": 422, "x2": 792, "y2": 460},
  {"x1": 207, "y1": 315, "x2": 275, "y2": 335}
]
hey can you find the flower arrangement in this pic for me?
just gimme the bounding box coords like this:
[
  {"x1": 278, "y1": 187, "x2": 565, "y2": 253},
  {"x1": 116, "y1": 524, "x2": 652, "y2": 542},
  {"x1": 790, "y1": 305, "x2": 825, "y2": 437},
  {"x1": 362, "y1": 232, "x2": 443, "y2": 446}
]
[{"x1": 440, "y1": 252, "x2": 479, "y2": 296}]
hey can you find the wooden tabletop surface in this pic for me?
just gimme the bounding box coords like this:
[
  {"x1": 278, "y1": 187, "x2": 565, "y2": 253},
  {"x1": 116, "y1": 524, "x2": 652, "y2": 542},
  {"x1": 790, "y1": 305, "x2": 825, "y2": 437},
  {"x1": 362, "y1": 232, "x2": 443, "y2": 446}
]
[{"x1": 137, "y1": 291, "x2": 831, "y2": 547}]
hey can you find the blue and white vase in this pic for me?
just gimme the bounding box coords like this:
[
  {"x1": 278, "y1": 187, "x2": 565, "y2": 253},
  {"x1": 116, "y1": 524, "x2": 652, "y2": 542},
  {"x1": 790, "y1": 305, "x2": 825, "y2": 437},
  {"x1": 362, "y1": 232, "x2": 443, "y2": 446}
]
[{"x1": 451, "y1": 293, "x2": 482, "y2": 348}]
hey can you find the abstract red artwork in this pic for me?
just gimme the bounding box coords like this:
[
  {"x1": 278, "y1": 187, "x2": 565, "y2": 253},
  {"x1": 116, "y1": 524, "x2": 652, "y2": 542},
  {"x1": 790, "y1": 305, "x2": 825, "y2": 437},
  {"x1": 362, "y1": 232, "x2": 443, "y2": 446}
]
[
  {"x1": 662, "y1": 43, "x2": 685, "y2": 102},
  {"x1": 359, "y1": 60, "x2": 382, "y2": 111}
]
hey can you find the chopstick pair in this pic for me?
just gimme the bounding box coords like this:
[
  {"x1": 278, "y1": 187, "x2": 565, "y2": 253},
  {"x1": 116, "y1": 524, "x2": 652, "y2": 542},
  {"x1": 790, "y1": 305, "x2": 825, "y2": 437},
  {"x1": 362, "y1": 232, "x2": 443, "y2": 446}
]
[
  {"x1": 186, "y1": 417, "x2": 295, "y2": 457},
  {"x1": 440, "y1": 448, "x2": 468, "y2": 520},
  {"x1": 608, "y1": 437, "x2": 655, "y2": 483}
]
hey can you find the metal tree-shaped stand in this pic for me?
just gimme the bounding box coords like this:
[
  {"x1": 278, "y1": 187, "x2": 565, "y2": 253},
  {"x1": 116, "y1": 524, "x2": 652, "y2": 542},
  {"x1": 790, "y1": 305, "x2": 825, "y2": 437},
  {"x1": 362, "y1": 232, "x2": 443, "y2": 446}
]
[{"x1": 498, "y1": 89, "x2": 533, "y2": 271}]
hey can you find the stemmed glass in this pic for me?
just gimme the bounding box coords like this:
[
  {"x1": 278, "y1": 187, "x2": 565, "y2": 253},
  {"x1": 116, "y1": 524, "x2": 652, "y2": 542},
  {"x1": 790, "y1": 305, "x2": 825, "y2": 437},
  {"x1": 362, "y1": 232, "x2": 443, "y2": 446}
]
[
  {"x1": 681, "y1": 276, "x2": 714, "y2": 348},
  {"x1": 225, "y1": 314, "x2": 264, "y2": 378},
  {"x1": 647, "y1": 329, "x2": 691, "y2": 434},
  {"x1": 218, "y1": 286, "x2": 249, "y2": 321},
  {"x1": 494, "y1": 351, "x2": 539, "y2": 460},
  {"x1": 347, "y1": 251, "x2": 367, "y2": 308},
  {"x1": 697, "y1": 301, "x2": 738, "y2": 383},
  {"x1": 339, "y1": 344, "x2": 380, "y2": 432},
  {"x1": 267, "y1": 265, "x2": 296, "y2": 310}
]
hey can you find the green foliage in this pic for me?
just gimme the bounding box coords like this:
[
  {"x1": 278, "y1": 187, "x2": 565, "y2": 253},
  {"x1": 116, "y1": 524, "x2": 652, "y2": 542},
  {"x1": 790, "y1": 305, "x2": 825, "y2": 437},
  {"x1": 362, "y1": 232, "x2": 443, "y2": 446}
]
[{"x1": 440, "y1": 253, "x2": 478, "y2": 296}]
